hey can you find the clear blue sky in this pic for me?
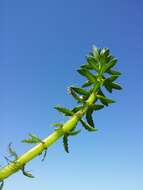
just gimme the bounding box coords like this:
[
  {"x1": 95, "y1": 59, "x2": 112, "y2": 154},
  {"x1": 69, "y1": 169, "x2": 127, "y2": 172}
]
[{"x1": 0, "y1": 0, "x2": 143, "y2": 189}]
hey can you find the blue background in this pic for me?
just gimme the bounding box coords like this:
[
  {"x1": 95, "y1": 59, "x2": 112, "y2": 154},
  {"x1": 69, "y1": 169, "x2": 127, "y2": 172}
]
[{"x1": 0, "y1": 0, "x2": 143, "y2": 189}]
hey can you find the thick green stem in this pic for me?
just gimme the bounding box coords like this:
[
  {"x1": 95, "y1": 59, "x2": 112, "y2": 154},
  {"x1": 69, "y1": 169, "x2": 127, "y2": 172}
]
[{"x1": 0, "y1": 92, "x2": 97, "y2": 181}]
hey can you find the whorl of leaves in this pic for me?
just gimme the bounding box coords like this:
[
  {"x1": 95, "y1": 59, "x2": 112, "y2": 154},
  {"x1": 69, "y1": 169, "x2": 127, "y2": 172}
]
[{"x1": 22, "y1": 134, "x2": 48, "y2": 162}]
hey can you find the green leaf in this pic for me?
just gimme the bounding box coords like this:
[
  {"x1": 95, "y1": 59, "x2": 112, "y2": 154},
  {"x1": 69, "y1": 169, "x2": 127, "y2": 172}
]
[
  {"x1": 87, "y1": 57, "x2": 99, "y2": 72},
  {"x1": 54, "y1": 106, "x2": 74, "y2": 116},
  {"x1": 8, "y1": 143, "x2": 18, "y2": 160},
  {"x1": 51, "y1": 123, "x2": 63, "y2": 127},
  {"x1": 92, "y1": 45, "x2": 99, "y2": 60},
  {"x1": 0, "y1": 181, "x2": 4, "y2": 190},
  {"x1": 108, "y1": 75, "x2": 119, "y2": 82},
  {"x1": 97, "y1": 95, "x2": 115, "y2": 106},
  {"x1": 68, "y1": 87, "x2": 84, "y2": 103},
  {"x1": 91, "y1": 104, "x2": 104, "y2": 111},
  {"x1": 104, "y1": 82, "x2": 113, "y2": 93},
  {"x1": 86, "y1": 107, "x2": 94, "y2": 127},
  {"x1": 81, "y1": 64, "x2": 93, "y2": 70},
  {"x1": 101, "y1": 58, "x2": 117, "y2": 73},
  {"x1": 63, "y1": 134, "x2": 69, "y2": 153},
  {"x1": 72, "y1": 106, "x2": 82, "y2": 113},
  {"x1": 104, "y1": 75, "x2": 121, "y2": 93},
  {"x1": 70, "y1": 86, "x2": 89, "y2": 96},
  {"x1": 22, "y1": 134, "x2": 43, "y2": 144},
  {"x1": 100, "y1": 48, "x2": 110, "y2": 57},
  {"x1": 97, "y1": 90, "x2": 109, "y2": 106},
  {"x1": 82, "y1": 80, "x2": 93, "y2": 88},
  {"x1": 67, "y1": 129, "x2": 81, "y2": 136},
  {"x1": 111, "y1": 82, "x2": 122, "y2": 90},
  {"x1": 80, "y1": 119, "x2": 97, "y2": 132},
  {"x1": 77, "y1": 69, "x2": 96, "y2": 83},
  {"x1": 22, "y1": 165, "x2": 34, "y2": 178},
  {"x1": 107, "y1": 69, "x2": 121, "y2": 76}
]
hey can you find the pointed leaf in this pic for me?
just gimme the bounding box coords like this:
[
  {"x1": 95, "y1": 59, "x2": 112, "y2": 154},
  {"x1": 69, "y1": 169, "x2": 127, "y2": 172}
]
[
  {"x1": 22, "y1": 165, "x2": 34, "y2": 178},
  {"x1": 77, "y1": 69, "x2": 96, "y2": 83},
  {"x1": 68, "y1": 129, "x2": 81, "y2": 136},
  {"x1": 68, "y1": 87, "x2": 84, "y2": 103},
  {"x1": 107, "y1": 69, "x2": 121, "y2": 76},
  {"x1": 104, "y1": 82, "x2": 113, "y2": 93},
  {"x1": 63, "y1": 134, "x2": 69, "y2": 153},
  {"x1": 108, "y1": 75, "x2": 119, "y2": 82},
  {"x1": 54, "y1": 106, "x2": 74, "y2": 116},
  {"x1": 51, "y1": 123, "x2": 63, "y2": 127},
  {"x1": 97, "y1": 90, "x2": 108, "y2": 106},
  {"x1": 82, "y1": 80, "x2": 93, "y2": 88},
  {"x1": 97, "y1": 95, "x2": 115, "y2": 106},
  {"x1": 87, "y1": 57, "x2": 99, "y2": 72},
  {"x1": 72, "y1": 106, "x2": 82, "y2": 113},
  {"x1": 101, "y1": 59, "x2": 117, "y2": 73},
  {"x1": 91, "y1": 104, "x2": 104, "y2": 111},
  {"x1": 111, "y1": 82, "x2": 122, "y2": 90},
  {"x1": 81, "y1": 64, "x2": 93, "y2": 70},
  {"x1": 80, "y1": 119, "x2": 97, "y2": 132},
  {"x1": 41, "y1": 149, "x2": 47, "y2": 162},
  {"x1": 86, "y1": 107, "x2": 94, "y2": 127},
  {"x1": 92, "y1": 45, "x2": 99, "y2": 60},
  {"x1": 8, "y1": 143, "x2": 18, "y2": 160},
  {"x1": 70, "y1": 86, "x2": 89, "y2": 96},
  {"x1": 22, "y1": 134, "x2": 43, "y2": 144}
]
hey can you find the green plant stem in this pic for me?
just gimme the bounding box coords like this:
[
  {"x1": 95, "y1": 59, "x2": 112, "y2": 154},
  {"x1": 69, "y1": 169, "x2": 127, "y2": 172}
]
[{"x1": 0, "y1": 91, "x2": 97, "y2": 181}]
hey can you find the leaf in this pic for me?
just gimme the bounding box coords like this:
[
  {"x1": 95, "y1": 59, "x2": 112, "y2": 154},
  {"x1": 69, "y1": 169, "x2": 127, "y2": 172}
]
[
  {"x1": 68, "y1": 87, "x2": 84, "y2": 103},
  {"x1": 87, "y1": 56, "x2": 99, "y2": 72},
  {"x1": 72, "y1": 106, "x2": 82, "y2": 113},
  {"x1": 104, "y1": 75, "x2": 121, "y2": 93},
  {"x1": 111, "y1": 82, "x2": 122, "y2": 90},
  {"x1": 22, "y1": 134, "x2": 43, "y2": 144},
  {"x1": 80, "y1": 119, "x2": 97, "y2": 132},
  {"x1": 86, "y1": 107, "x2": 94, "y2": 127},
  {"x1": 82, "y1": 80, "x2": 93, "y2": 88},
  {"x1": 63, "y1": 134, "x2": 69, "y2": 153},
  {"x1": 70, "y1": 86, "x2": 89, "y2": 96},
  {"x1": 51, "y1": 123, "x2": 63, "y2": 127},
  {"x1": 22, "y1": 165, "x2": 35, "y2": 178},
  {"x1": 81, "y1": 64, "x2": 93, "y2": 70},
  {"x1": 92, "y1": 45, "x2": 99, "y2": 60},
  {"x1": 54, "y1": 105, "x2": 74, "y2": 116},
  {"x1": 0, "y1": 181, "x2": 4, "y2": 190},
  {"x1": 107, "y1": 69, "x2": 121, "y2": 76},
  {"x1": 100, "y1": 48, "x2": 110, "y2": 57},
  {"x1": 104, "y1": 82, "x2": 113, "y2": 93},
  {"x1": 91, "y1": 104, "x2": 104, "y2": 111},
  {"x1": 101, "y1": 58, "x2": 117, "y2": 73},
  {"x1": 97, "y1": 95, "x2": 115, "y2": 106},
  {"x1": 41, "y1": 149, "x2": 47, "y2": 162},
  {"x1": 8, "y1": 143, "x2": 18, "y2": 160},
  {"x1": 77, "y1": 69, "x2": 96, "y2": 83},
  {"x1": 108, "y1": 75, "x2": 119, "y2": 82},
  {"x1": 67, "y1": 129, "x2": 81, "y2": 136},
  {"x1": 97, "y1": 90, "x2": 109, "y2": 106}
]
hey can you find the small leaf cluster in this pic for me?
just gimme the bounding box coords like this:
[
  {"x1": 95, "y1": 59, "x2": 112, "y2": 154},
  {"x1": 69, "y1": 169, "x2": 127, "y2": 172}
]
[
  {"x1": 22, "y1": 134, "x2": 48, "y2": 162},
  {"x1": 53, "y1": 45, "x2": 122, "y2": 153}
]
